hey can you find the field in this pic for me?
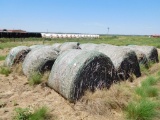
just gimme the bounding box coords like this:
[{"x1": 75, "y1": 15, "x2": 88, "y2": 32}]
[{"x1": 0, "y1": 35, "x2": 160, "y2": 120}]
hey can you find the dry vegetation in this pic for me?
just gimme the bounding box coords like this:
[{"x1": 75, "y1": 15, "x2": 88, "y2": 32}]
[{"x1": 0, "y1": 36, "x2": 160, "y2": 120}]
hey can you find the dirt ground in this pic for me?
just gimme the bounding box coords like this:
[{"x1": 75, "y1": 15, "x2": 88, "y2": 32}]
[{"x1": 0, "y1": 49, "x2": 159, "y2": 120}]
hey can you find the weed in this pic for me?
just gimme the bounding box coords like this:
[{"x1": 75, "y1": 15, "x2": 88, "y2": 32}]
[
  {"x1": 126, "y1": 99, "x2": 158, "y2": 120},
  {"x1": 0, "y1": 66, "x2": 11, "y2": 76},
  {"x1": 28, "y1": 72, "x2": 42, "y2": 85}
]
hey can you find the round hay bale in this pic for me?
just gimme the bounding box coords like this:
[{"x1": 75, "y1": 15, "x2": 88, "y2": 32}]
[
  {"x1": 97, "y1": 45, "x2": 141, "y2": 80},
  {"x1": 59, "y1": 42, "x2": 81, "y2": 52},
  {"x1": 5, "y1": 46, "x2": 31, "y2": 67},
  {"x1": 52, "y1": 43, "x2": 62, "y2": 52},
  {"x1": 48, "y1": 49, "x2": 115, "y2": 102},
  {"x1": 30, "y1": 45, "x2": 46, "y2": 50},
  {"x1": 128, "y1": 45, "x2": 159, "y2": 63},
  {"x1": 80, "y1": 44, "x2": 141, "y2": 80},
  {"x1": 121, "y1": 46, "x2": 148, "y2": 66},
  {"x1": 22, "y1": 46, "x2": 58, "y2": 77},
  {"x1": 80, "y1": 43, "x2": 99, "y2": 50}
]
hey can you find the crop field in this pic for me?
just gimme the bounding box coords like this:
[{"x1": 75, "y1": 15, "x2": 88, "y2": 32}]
[{"x1": 0, "y1": 35, "x2": 160, "y2": 120}]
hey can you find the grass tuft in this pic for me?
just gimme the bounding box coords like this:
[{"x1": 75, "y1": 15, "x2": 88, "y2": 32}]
[
  {"x1": 29, "y1": 107, "x2": 48, "y2": 120},
  {"x1": 126, "y1": 99, "x2": 158, "y2": 120},
  {"x1": 135, "y1": 86, "x2": 159, "y2": 98},
  {"x1": 0, "y1": 55, "x2": 6, "y2": 61},
  {"x1": 28, "y1": 72, "x2": 42, "y2": 85},
  {"x1": 0, "y1": 66, "x2": 11, "y2": 76},
  {"x1": 13, "y1": 106, "x2": 49, "y2": 120},
  {"x1": 13, "y1": 107, "x2": 31, "y2": 120}
]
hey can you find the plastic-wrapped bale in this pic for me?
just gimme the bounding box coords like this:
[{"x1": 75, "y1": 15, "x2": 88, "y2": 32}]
[
  {"x1": 22, "y1": 46, "x2": 58, "y2": 77},
  {"x1": 120, "y1": 46, "x2": 148, "y2": 66},
  {"x1": 128, "y1": 45, "x2": 159, "y2": 63},
  {"x1": 80, "y1": 44, "x2": 141, "y2": 80},
  {"x1": 80, "y1": 43, "x2": 99, "y2": 50},
  {"x1": 96, "y1": 45, "x2": 141, "y2": 80},
  {"x1": 30, "y1": 45, "x2": 46, "y2": 50},
  {"x1": 52, "y1": 43, "x2": 62, "y2": 52},
  {"x1": 5, "y1": 46, "x2": 31, "y2": 67},
  {"x1": 59, "y1": 42, "x2": 81, "y2": 52},
  {"x1": 48, "y1": 49, "x2": 115, "y2": 102}
]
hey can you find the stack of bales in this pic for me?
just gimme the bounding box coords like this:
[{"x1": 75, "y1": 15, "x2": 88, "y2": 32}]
[
  {"x1": 4, "y1": 42, "x2": 159, "y2": 103},
  {"x1": 5, "y1": 46, "x2": 31, "y2": 67},
  {"x1": 80, "y1": 43, "x2": 141, "y2": 80},
  {"x1": 48, "y1": 49, "x2": 115, "y2": 102}
]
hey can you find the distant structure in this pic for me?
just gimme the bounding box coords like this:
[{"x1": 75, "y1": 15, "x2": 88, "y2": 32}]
[
  {"x1": 41, "y1": 33, "x2": 100, "y2": 39},
  {"x1": 0, "y1": 28, "x2": 99, "y2": 39},
  {"x1": 0, "y1": 29, "x2": 41, "y2": 38},
  {"x1": 0, "y1": 29, "x2": 26, "y2": 33},
  {"x1": 151, "y1": 35, "x2": 160, "y2": 38}
]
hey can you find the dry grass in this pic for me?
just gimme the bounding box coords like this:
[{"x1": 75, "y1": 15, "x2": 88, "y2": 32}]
[
  {"x1": 12, "y1": 63, "x2": 24, "y2": 76},
  {"x1": 74, "y1": 81, "x2": 137, "y2": 119}
]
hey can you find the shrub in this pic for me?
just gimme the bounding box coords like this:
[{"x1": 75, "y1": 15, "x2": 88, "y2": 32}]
[
  {"x1": 0, "y1": 66, "x2": 11, "y2": 76},
  {"x1": 126, "y1": 99, "x2": 158, "y2": 120},
  {"x1": 28, "y1": 72, "x2": 42, "y2": 85}
]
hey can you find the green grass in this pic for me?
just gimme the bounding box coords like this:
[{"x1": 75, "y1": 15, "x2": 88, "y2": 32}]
[
  {"x1": 126, "y1": 99, "x2": 158, "y2": 120},
  {"x1": 135, "y1": 76, "x2": 159, "y2": 98},
  {"x1": 125, "y1": 74, "x2": 160, "y2": 119},
  {"x1": 0, "y1": 66, "x2": 11, "y2": 76},
  {"x1": 13, "y1": 107, "x2": 31, "y2": 120},
  {"x1": 141, "y1": 76, "x2": 158, "y2": 87},
  {"x1": 29, "y1": 107, "x2": 48, "y2": 120},
  {"x1": 0, "y1": 55, "x2": 6, "y2": 61},
  {"x1": 13, "y1": 106, "x2": 49, "y2": 120},
  {"x1": 135, "y1": 86, "x2": 159, "y2": 98},
  {"x1": 28, "y1": 72, "x2": 42, "y2": 85},
  {"x1": 1, "y1": 35, "x2": 160, "y2": 48}
]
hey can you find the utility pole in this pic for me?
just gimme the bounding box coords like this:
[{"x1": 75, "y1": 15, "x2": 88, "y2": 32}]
[{"x1": 107, "y1": 27, "x2": 110, "y2": 34}]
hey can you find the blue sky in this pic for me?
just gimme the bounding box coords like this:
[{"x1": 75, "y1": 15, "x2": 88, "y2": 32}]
[{"x1": 0, "y1": 0, "x2": 160, "y2": 35}]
